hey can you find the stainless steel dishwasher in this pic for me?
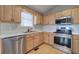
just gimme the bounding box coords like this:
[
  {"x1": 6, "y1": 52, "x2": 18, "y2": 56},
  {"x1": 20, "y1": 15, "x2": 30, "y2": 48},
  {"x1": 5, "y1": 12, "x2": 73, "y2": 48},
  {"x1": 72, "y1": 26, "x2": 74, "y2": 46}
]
[{"x1": 2, "y1": 35, "x2": 25, "y2": 54}]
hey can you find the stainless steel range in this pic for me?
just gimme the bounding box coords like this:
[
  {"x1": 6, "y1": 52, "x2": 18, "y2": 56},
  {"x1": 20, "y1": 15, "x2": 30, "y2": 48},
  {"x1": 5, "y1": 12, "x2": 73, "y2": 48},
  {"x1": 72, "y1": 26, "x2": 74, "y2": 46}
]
[
  {"x1": 54, "y1": 33, "x2": 72, "y2": 53},
  {"x1": 54, "y1": 16, "x2": 72, "y2": 54}
]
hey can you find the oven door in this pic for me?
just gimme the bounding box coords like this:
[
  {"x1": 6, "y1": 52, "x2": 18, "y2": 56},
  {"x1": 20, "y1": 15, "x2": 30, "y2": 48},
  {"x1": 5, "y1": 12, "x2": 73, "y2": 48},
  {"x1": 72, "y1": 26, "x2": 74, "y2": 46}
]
[{"x1": 54, "y1": 36, "x2": 71, "y2": 48}]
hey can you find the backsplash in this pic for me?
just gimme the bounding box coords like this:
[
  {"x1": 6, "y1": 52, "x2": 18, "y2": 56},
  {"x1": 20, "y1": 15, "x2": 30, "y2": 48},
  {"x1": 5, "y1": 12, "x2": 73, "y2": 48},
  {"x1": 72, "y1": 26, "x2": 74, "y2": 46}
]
[
  {"x1": 0, "y1": 23, "x2": 17, "y2": 32},
  {"x1": 0, "y1": 23, "x2": 79, "y2": 34},
  {"x1": 42, "y1": 24, "x2": 79, "y2": 33},
  {"x1": 72, "y1": 24, "x2": 79, "y2": 33},
  {"x1": 0, "y1": 23, "x2": 43, "y2": 33},
  {"x1": 42, "y1": 25, "x2": 57, "y2": 32}
]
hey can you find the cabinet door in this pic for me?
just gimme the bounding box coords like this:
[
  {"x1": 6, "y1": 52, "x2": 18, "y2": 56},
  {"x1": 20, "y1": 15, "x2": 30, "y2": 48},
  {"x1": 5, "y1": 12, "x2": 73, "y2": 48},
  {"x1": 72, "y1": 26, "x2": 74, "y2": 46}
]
[
  {"x1": 13, "y1": 6, "x2": 21, "y2": 23},
  {"x1": 48, "y1": 33, "x2": 54, "y2": 46},
  {"x1": 24, "y1": 35, "x2": 34, "y2": 52},
  {"x1": 26, "y1": 38, "x2": 34, "y2": 52},
  {"x1": 43, "y1": 15, "x2": 49, "y2": 24},
  {"x1": 3, "y1": 6, "x2": 13, "y2": 22},
  {"x1": 38, "y1": 32, "x2": 44, "y2": 44},
  {"x1": 48, "y1": 13, "x2": 56, "y2": 24},
  {"x1": 33, "y1": 33, "x2": 39, "y2": 47},
  {"x1": 72, "y1": 8, "x2": 79, "y2": 24},
  {"x1": 33, "y1": 32, "x2": 43, "y2": 48},
  {"x1": 55, "y1": 12, "x2": 63, "y2": 18},
  {"x1": 34, "y1": 12, "x2": 43, "y2": 25},
  {"x1": 43, "y1": 32, "x2": 49, "y2": 43},
  {"x1": 62, "y1": 9, "x2": 72, "y2": 16},
  {"x1": 43, "y1": 32, "x2": 54, "y2": 46},
  {"x1": 73, "y1": 39, "x2": 79, "y2": 53},
  {"x1": 0, "y1": 39, "x2": 2, "y2": 54},
  {"x1": 0, "y1": 6, "x2": 4, "y2": 22}
]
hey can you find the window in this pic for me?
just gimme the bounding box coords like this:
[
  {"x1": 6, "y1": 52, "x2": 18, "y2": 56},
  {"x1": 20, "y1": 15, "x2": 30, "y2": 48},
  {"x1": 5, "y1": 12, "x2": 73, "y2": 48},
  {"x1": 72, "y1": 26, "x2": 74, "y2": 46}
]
[{"x1": 21, "y1": 11, "x2": 33, "y2": 27}]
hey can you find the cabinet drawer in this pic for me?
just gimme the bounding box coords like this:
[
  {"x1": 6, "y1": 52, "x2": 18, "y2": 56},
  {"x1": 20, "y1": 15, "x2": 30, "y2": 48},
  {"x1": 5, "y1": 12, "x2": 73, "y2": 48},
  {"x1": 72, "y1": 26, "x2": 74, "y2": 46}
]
[{"x1": 73, "y1": 35, "x2": 79, "y2": 40}]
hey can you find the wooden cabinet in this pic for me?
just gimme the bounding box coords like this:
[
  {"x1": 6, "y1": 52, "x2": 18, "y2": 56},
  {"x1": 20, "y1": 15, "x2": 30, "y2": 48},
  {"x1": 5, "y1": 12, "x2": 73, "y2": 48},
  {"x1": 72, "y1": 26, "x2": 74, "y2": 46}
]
[
  {"x1": 0, "y1": 5, "x2": 21, "y2": 23},
  {"x1": 24, "y1": 34, "x2": 34, "y2": 52},
  {"x1": 48, "y1": 33, "x2": 54, "y2": 45},
  {"x1": 24, "y1": 32, "x2": 43, "y2": 53},
  {"x1": 72, "y1": 35, "x2": 79, "y2": 53},
  {"x1": 13, "y1": 6, "x2": 21, "y2": 23},
  {"x1": 0, "y1": 6, "x2": 4, "y2": 22},
  {"x1": 33, "y1": 32, "x2": 43, "y2": 47},
  {"x1": 0, "y1": 39, "x2": 2, "y2": 54},
  {"x1": 56, "y1": 9, "x2": 72, "y2": 18},
  {"x1": 33, "y1": 12, "x2": 43, "y2": 25},
  {"x1": 48, "y1": 13, "x2": 56, "y2": 24},
  {"x1": 3, "y1": 6, "x2": 13, "y2": 22},
  {"x1": 55, "y1": 12, "x2": 63, "y2": 18},
  {"x1": 33, "y1": 33, "x2": 39, "y2": 47},
  {"x1": 72, "y1": 8, "x2": 79, "y2": 24},
  {"x1": 43, "y1": 13, "x2": 56, "y2": 24},
  {"x1": 43, "y1": 15, "x2": 49, "y2": 24},
  {"x1": 43, "y1": 32, "x2": 49, "y2": 43},
  {"x1": 52, "y1": 8, "x2": 79, "y2": 24},
  {"x1": 38, "y1": 32, "x2": 44, "y2": 44},
  {"x1": 43, "y1": 32, "x2": 54, "y2": 46},
  {"x1": 62, "y1": 9, "x2": 72, "y2": 16}
]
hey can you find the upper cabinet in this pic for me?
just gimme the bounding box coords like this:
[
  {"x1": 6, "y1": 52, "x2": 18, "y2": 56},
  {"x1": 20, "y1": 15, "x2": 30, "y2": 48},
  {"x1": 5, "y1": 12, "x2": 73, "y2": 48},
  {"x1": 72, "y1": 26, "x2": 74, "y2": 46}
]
[
  {"x1": 43, "y1": 9, "x2": 72, "y2": 25},
  {"x1": 48, "y1": 13, "x2": 56, "y2": 24},
  {"x1": 62, "y1": 9, "x2": 72, "y2": 16},
  {"x1": 43, "y1": 13, "x2": 56, "y2": 25},
  {"x1": 33, "y1": 12, "x2": 43, "y2": 25},
  {"x1": 13, "y1": 6, "x2": 21, "y2": 23},
  {"x1": 1, "y1": 6, "x2": 79, "y2": 24},
  {"x1": 72, "y1": 8, "x2": 79, "y2": 24},
  {"x1": 0, "y1": 5, "x2": 21, "y2": 23},
  {"x1": 56, "y1": 9, "x2": 72, "y2": 18},
  {"x1": 3, "y1": 6, "x2": 13, "y2": 22},
  {"x1": 55, "y1": 12, "x2": 63, "y2": 18}
]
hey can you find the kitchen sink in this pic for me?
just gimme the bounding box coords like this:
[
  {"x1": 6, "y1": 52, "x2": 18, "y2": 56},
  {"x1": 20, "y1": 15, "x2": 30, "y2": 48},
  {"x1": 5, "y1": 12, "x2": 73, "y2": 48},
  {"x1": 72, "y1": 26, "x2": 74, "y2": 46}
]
[{"x1": 23, "y1": 31, "x2": 36, "y2": 33}]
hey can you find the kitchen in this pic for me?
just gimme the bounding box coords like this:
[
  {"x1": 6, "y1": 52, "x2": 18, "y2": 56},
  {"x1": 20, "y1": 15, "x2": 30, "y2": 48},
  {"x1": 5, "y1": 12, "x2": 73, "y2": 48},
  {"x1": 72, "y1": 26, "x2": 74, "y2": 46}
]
[{"x1": 0, "y1": 5, "x2": 79, "y2": 54}]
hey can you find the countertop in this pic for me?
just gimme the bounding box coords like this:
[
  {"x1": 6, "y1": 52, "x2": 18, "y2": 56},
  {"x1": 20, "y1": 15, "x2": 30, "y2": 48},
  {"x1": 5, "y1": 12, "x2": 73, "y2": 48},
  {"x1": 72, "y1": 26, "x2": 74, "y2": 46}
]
[
  {"x1": 0, "y1": 30, "x2": 79, "y2": 39},
  {"x1": 0, "y1": 30, "x2": 42, "y2": 39}
]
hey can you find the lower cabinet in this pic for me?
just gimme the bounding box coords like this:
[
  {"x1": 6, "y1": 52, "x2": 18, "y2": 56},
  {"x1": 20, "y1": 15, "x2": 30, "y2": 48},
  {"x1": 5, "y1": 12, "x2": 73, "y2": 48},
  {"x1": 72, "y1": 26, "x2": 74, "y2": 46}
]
[
  {"x1": 33, "y1": 32, "x2": 43, "y2": 47},
  {"x1": 33, "y1": 33, "x2": 39, "y2": 47},
  {"x1": 0, "y1": 39, "x2": 2, "y2": 54},
  {"x1": 48, "y1": 33, "x2": 54, "y2": 45},
  {"x1": 43, "y1": 32, "x2": 54, "y2": 46},
  {"x1": 24, "y1": 32, "x2": 43, "y2": 53},
  {"x1": 72, "y1": 35, "x2": 79, "y2": 53},
  {"x1": 23, "y1": 34, "x2": 34, "y2": 53},
  {"x1": 26, "y1": 38, "x2": 34, "y2": 52}
]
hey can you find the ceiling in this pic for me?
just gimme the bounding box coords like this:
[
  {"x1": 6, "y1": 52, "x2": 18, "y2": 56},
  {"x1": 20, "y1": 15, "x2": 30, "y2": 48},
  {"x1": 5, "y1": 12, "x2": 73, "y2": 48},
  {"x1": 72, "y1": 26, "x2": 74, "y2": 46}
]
[
  {"x1": 27, "y1": 5, "x2": 57, "y2": 14},
  {"x1": 26, "y1": 5, "x2": 79, "y2": 15}
]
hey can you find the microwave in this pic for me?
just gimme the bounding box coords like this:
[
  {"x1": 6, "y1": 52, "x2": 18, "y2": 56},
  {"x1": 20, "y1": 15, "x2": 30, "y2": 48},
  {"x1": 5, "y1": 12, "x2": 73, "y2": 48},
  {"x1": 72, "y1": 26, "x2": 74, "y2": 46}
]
[{"x1": 55, "y1": 16, "x2": 72, "y2": 24}]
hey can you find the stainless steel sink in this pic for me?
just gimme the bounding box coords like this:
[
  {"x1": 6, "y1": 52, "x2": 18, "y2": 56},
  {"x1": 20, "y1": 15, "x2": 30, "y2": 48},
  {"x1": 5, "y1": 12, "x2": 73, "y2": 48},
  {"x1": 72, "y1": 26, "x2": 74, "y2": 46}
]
[{"x1": 23, "y1": 31, "x2": 36, "y2": 33}]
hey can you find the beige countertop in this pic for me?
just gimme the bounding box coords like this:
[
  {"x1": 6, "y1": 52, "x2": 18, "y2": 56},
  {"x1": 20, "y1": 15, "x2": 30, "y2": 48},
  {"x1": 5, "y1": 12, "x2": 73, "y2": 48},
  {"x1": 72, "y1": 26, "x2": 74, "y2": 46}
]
[
  {"x1": 0, "y1": 30, "x2": 79, "y2": 39},
  {"x1": 0, "y1": 30, "x2": 42, "y2": 39}
]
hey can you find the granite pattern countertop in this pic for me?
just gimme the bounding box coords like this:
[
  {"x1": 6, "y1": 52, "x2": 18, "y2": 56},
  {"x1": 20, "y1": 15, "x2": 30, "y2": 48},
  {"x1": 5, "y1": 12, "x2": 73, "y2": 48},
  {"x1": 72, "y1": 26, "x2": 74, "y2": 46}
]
[
  {"x1": 0, "y1": 30, "x2": 42, "y2": 39},
  {"x1": 0, "y1": 30, "x2": 79, "y2": 39}
]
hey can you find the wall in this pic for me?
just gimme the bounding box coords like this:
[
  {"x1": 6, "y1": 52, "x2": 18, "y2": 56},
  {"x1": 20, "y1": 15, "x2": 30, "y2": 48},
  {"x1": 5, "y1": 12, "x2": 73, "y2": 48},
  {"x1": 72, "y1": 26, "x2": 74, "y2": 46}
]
[
  {"x1": 0, "y1": 23, "x2": 79, "y2": 34},
  {"x1": 0, "y1": 23, "x2": 43, "y2": 33},
  {"x1": 42, "y1": 24, "x2": 79, "y2": 34},
  {"x1": 72, "y1": 24, "x2": 79, "y2": 33}
]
